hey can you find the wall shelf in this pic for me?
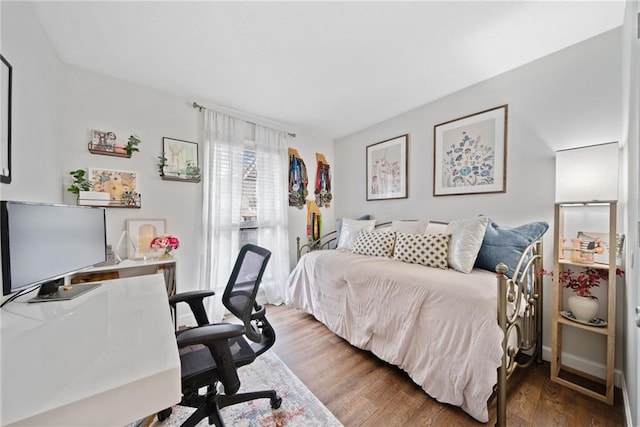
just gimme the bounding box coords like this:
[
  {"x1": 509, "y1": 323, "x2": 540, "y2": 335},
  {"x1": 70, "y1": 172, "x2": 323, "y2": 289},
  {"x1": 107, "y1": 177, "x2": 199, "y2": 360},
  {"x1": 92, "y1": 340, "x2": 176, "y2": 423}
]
[
  {"x1": 77, "y1": 195, "x2": 141, "y2": 208},
  {"x1": 87, "y1": 143, "x2": 131, "y2": 158},
  {"x1": 161, "y1": 175, "x2": 201, "y2": 183}
]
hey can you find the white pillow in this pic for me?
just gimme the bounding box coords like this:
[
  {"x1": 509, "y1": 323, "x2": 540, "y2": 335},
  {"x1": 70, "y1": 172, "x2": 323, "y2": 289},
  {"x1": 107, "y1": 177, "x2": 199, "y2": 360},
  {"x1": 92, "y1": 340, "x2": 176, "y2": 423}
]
[
  {"x1": 336, "y1": 218, "x2": 377, "y2": 250},
  {"x1": 446, "y1": 216, "x2": 489, "y2": 273},
  {"x1": 425, "y1": 221, "x2": 449, "y2": 235},
  {"x1": 391, "y1": 219, "x2": 429, "y2": 235}
]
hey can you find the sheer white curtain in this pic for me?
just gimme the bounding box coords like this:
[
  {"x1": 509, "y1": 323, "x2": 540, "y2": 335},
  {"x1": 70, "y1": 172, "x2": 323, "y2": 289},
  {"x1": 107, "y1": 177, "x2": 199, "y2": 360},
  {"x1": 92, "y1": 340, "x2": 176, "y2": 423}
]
[
  {"x1": 254, "y1": 125, "x2": 290, "y2": 304},
  {"x1": 200, "y1": 110, "x2": 246, "y2": 322},
  {"x1": 200, "y1": 110, "x2": 291, "y2": 320}
]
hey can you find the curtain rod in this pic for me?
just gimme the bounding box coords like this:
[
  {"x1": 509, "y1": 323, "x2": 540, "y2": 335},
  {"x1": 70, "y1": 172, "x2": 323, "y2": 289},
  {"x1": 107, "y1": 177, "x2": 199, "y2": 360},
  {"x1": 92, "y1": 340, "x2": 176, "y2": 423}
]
[{"x1": 192, "y1": 102, "x2": 296, "y2": 138}]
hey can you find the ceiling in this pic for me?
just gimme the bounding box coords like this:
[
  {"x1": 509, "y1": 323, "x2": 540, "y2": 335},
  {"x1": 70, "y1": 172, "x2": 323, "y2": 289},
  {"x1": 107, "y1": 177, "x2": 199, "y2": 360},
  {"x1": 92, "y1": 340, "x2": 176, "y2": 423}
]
[{"x1": 32, "y1": 1, "x2": 626, "y2": 139}]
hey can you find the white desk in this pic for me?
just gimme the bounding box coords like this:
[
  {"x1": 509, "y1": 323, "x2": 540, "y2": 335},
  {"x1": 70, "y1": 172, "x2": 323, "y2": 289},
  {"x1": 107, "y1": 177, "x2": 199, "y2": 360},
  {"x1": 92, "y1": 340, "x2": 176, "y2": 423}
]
[
  {"x1": 71, "y1": 259, "x2": 177, "y2": 296},
  {"x1": 0, "y1": 274, "x2": 181, "y2": 426}
]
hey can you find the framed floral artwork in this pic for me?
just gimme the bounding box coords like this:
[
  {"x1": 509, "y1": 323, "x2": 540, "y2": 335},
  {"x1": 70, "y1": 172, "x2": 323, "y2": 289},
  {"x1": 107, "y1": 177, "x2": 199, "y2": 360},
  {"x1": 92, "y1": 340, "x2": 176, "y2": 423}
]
[
  {"x1": 89, "y1": 168, "x2": 139, "y2": 206},
  {"x1": 366, "y1": 134, "x2": 408, "y2": 201},
  {"x1": 433, "y1": 105, "x2": 507, "y2": 196}
]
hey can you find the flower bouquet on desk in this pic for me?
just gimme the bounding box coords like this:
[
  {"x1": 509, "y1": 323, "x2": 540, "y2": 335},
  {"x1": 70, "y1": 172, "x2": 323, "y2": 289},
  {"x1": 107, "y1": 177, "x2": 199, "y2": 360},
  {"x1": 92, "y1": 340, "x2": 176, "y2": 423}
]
[{"x1": 150, "y1": 235, "x2": 180, "y2": 260}]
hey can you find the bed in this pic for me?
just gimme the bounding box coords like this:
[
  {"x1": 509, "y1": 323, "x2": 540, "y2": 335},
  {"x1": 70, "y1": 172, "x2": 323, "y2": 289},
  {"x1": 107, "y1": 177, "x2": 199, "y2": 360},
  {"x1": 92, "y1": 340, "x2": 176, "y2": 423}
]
[{"x1": 286, "y1": 217, "x2": 547, "y2": 425}]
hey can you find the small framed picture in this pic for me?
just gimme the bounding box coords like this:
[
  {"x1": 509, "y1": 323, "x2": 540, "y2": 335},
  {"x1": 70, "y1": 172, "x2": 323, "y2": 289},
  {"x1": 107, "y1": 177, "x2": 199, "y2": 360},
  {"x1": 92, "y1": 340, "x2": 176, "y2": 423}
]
[
  {"x1": 126, "y1": 218, "x2": 166, "y2": 259},
  {"x1": 433, "y1": 105, "x2": 508, "y2": 196},
  {"x1": 161, "y1": 137, "x2": 201, "y2": 182},
  {"x1": 366, "y1": 134, "x2": 408, "y2": 201},
  {"x1": 576, "y1": 231, "x2": 609, "y2": 264}
]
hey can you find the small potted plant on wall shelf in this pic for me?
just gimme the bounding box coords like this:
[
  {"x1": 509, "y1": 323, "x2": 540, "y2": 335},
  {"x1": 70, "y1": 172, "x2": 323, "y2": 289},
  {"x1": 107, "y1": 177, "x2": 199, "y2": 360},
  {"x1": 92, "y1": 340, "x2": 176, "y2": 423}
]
[
  {"x1": 125, "y1": 134, "x2": 141, "y2": 156},
  {"x1": 67, "y1": 169, "x2": 110, "y2": 206},
  {"x1": 67, "y1": 169, "x2": 92, "y2": 195},
  {"x1": 185, "y1": 161, "x2": 201, "y2": 180},
  {"x1": 157, "y1": 153, "x2": 167, "y2": 177}
]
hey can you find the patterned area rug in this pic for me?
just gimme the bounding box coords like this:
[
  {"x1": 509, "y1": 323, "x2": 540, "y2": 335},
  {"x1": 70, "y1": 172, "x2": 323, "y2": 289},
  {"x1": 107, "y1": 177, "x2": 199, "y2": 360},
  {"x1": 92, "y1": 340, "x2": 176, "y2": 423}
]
[{"x1": 139, "y1": 351, "x2": 342, "y2": 427}]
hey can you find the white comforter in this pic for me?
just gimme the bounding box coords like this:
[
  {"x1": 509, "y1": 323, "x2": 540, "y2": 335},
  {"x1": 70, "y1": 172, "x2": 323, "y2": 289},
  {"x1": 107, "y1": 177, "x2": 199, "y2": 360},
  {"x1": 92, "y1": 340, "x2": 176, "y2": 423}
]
[{"x1": 285, "y1": 250, "x2": 505, "y2": 423}]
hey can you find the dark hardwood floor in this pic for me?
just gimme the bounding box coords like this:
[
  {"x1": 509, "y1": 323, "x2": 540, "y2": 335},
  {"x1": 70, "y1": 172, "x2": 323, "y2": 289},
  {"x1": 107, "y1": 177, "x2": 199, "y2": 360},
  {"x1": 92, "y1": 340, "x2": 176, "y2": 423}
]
[{"x1": 265, "y1": 304, "x2": 625, "y2": 426}]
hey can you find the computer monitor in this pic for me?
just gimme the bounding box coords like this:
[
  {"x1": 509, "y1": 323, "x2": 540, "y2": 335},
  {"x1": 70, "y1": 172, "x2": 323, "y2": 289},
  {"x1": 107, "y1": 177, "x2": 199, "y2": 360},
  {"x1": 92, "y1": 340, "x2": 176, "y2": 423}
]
[{"x1": 1, "y1": 201, "x2": 107, "y2": 297}]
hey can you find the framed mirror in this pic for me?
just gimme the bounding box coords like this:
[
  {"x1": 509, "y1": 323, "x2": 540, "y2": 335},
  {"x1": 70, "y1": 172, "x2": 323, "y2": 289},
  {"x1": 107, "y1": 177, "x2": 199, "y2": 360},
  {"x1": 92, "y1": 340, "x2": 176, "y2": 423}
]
[{"x1": 1, "y1": 55, "x2": 12, "y2": 184}]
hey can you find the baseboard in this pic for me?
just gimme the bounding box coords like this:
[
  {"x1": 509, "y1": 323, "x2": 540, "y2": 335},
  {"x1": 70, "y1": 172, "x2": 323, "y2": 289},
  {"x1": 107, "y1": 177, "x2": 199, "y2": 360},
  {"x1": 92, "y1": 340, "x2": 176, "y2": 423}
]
[
  {"x1": 621, "y1": 375, "x2": 637, "y2": 427},
  {"x1": 541, "y1": 345, "x2": 623, "y2": 388}
]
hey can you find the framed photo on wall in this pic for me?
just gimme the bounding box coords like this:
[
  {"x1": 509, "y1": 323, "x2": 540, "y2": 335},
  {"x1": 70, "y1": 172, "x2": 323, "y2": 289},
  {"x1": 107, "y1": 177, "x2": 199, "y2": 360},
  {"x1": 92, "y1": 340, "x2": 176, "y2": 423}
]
[
  {"x1": 433, "y1": 105, "x2": 508, "y2": 196},
  {"x1": 126, "y1": 218, "x2": 167, "y2": 259},
  {"x1": 1, "y1": 54, "x2": 12, "y2": 184},
  {"x1": 161, "y1": 137, "x2": 201, "y2": 182},
  {"x1": 366, "y1": 134, "x2": 408, "y2": 201}
]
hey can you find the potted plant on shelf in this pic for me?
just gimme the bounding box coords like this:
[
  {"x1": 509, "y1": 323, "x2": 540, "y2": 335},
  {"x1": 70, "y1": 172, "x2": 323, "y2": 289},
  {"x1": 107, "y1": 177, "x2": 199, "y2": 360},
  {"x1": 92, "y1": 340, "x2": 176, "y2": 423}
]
[
  {"x1": 185, "y1": 161, "x2": 201, "y2": 180},
  {"x1": 157, "y1": 153, "x2": 167, "y2": 177},
  {"x1": 543, "y1": 267, "x2": 624, "y2": 322},
  {"x1": 67, "y1": 169, "x2": 92, "y2": 194},
  {"x1": 125, "y1": 134, "x2": 141, "y2": 156}
]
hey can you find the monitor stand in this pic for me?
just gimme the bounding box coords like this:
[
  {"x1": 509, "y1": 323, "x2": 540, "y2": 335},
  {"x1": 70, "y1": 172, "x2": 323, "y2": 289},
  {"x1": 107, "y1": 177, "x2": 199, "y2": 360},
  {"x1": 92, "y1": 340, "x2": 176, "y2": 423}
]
[{"x1": 29, "y1": 279, "x2": 101, "y2": 303}]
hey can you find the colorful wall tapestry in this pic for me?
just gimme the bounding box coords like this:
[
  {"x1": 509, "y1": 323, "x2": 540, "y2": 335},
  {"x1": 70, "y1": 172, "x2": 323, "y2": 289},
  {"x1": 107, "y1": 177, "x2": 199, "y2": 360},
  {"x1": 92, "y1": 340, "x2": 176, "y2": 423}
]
[
  {"x1": 288, "y1": 148, "x2": 308, "y2": 209},
  {"x1": 315, "y1": 153, "x2": 332, "y2": 208}
]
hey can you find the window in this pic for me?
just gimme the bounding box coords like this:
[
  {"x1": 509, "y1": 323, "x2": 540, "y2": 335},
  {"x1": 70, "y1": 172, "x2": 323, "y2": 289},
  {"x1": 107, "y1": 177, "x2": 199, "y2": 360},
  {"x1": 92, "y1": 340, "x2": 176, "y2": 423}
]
[{"x1": 240, "y1": 131, "x2": 257, "y2": 245}]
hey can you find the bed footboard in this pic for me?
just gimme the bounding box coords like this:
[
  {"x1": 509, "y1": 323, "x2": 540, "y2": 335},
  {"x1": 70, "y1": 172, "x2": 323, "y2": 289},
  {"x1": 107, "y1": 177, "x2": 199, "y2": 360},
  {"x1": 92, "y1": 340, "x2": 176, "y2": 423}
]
[{"x1": 495, "y1": 239, "x2": 543, "y2": 427}]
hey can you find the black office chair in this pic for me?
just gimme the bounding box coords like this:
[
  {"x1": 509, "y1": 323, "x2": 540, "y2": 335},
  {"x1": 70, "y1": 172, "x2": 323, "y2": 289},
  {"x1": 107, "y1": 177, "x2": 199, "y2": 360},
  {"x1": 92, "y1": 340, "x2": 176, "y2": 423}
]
[{"x1": 159, "y1": 244, "x2": 281, "y2": 427}]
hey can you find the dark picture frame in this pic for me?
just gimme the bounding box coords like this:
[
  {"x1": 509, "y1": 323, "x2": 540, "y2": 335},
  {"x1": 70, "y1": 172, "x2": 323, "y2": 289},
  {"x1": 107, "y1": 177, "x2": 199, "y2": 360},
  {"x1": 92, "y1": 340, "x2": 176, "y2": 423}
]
[
  {"x1": 1, "y1": 55, "x2": 12, "y2": 184},
  {"x1": 161, "y1": 137, "x2": 201, "y2": 183},
  {"x1": 433, "y1": 105, "x2": 508, "y2": 196},
  {"x1": 366, "y1": 134, "x2": 408, "y2": 201}
]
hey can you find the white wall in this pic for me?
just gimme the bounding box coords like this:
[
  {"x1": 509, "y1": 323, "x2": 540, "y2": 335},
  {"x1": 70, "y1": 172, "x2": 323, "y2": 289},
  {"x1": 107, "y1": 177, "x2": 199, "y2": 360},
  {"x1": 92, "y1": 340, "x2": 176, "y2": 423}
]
[
  {"x1": 621, "y1": 2, "x2": 639, "y2": 426},
  {"x1": 0, "y1": 1, "x2": 64, "y2": 203},
  {"x1": 1, "y1": 2, "x2": 334, "y2": 315},
  {"x1": 58, "y1": 65, "x2": 202, "y2": 304},
  {"x1": 286, "y1": 136, "x2": 335, "y2": 269},
  {"x1": 335, "y1": 29, "x2": 623, "y2": 375}
]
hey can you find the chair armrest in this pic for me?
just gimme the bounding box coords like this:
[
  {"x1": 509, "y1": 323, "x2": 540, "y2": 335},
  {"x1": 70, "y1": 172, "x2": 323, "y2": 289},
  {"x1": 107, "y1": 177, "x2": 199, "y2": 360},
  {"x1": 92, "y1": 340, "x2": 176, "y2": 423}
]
[
  {"x1": 176, "y1": 323, "x2": 244, "y2": 348},
  {"x1": 169, "y1": 290, "x2": 217, "y2": 306},
  {"x1": 169, "y1": 290, "x2": 216, "y2": 326},
  {"x1": 177, "y1": 323, "x2": 245, "y2": 395}
]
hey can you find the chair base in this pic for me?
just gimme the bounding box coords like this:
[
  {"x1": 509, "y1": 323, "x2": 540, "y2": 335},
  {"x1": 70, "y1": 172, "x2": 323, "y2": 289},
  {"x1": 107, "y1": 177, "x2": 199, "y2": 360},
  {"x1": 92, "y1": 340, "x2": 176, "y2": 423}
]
[{"x1": 176, "y1": 387, "x2": 282, "y2": 427}]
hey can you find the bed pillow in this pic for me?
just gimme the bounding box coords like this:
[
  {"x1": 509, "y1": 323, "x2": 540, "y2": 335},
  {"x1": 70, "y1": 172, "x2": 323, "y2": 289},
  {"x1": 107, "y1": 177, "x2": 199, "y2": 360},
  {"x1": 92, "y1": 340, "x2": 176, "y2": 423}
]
[
  {"x1": 336, "y1": 218, "x2": 377, "y2": 250},
  {"x1": 446, "y1": 216, "x2": 490, "y2": 273},
  {"x1": 393, "y1": 232, "x2": 449, "y2": 269},
  {"x1": 352, "y1": 231, "x2": 396, "y2": 258},
  {"x1": 475, "y1": 220, "x2": 549, "y2": 278},
  {"x1": 391, "y1": 219, "x2": 429, "y2": 235},
  {"x1": 335, "y1": 214, "x2": 371, "y2": 248},
  {"x1": 425, "y1": 221, "x2": 448, "y2": 235}
]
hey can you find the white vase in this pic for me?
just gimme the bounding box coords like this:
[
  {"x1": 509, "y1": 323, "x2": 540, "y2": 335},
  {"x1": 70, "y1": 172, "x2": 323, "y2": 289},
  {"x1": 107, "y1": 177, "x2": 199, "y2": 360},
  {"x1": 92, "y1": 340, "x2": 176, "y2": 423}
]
[{"x1": 568, "y1": 295, "x2": 598, "y2": 322}]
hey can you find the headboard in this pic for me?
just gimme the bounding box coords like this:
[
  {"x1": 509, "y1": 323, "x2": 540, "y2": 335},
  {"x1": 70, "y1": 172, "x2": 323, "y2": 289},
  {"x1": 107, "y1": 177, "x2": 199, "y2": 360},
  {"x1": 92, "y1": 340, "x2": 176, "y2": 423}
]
[{"x1": 296, "y1": 220, "x2": 448, "y2": 261}]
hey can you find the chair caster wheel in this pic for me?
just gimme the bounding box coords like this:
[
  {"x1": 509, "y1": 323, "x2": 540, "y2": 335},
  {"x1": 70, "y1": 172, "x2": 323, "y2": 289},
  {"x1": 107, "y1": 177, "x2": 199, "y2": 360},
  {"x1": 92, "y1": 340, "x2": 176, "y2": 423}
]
[
  {"x1": 157, "y1": 407, "x2": 172, "y2": 421},
  {"x1": 271, "y1": 395, "x2": 282, "y2": 409}
]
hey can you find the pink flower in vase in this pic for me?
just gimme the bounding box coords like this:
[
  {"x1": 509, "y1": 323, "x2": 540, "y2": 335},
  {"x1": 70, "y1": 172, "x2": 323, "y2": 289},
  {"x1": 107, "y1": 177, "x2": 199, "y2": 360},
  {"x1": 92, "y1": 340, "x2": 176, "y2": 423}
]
[{"x1": 150, "y1": 235, "x2": 180, "y2": 258}]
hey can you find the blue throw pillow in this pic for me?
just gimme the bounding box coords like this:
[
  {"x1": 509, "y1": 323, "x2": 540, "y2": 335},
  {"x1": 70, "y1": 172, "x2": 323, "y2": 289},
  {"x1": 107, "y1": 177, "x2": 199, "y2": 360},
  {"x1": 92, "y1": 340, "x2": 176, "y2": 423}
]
[
  {"x1": 474, "y1": 220, "x2": 549, "y2": 278},
  {"x1": 335, "y1": 215, "x2": 371, "y2": 248}
]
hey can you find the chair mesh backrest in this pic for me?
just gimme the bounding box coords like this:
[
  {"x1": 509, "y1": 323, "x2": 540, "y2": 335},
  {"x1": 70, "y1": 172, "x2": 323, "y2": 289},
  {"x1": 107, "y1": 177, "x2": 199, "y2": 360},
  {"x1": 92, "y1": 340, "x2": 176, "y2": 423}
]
[{"x1": 222, "y1": 244, "x2": 271, "y2": 343}]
